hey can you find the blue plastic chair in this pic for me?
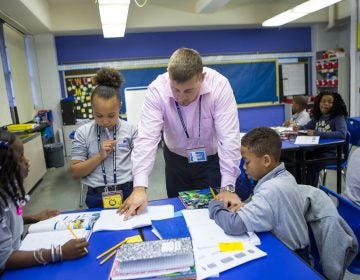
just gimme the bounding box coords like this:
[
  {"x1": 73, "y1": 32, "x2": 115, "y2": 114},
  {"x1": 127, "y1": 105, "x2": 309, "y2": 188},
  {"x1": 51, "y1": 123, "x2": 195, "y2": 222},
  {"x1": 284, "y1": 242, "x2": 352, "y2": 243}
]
[
  {"x1": 320, "y1": 185, "x2": 360, "y2": 274},
  {"x1": 322, "y1": 131, "x2": 351, "y2": 186}
]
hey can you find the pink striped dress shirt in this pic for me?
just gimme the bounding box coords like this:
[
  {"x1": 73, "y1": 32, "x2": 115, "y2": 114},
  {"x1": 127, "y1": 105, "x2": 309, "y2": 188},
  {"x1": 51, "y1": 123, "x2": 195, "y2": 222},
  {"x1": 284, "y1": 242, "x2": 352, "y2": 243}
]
[{"x1": 131, "y1": 67, "x2": 241, "y2": 188}]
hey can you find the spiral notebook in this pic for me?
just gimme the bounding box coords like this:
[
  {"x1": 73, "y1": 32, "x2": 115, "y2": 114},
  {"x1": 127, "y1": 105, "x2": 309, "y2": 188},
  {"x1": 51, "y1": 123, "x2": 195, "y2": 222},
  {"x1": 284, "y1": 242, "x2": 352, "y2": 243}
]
[{"x1": 109, "y1": 237, "x2": 196, "y2": 280}]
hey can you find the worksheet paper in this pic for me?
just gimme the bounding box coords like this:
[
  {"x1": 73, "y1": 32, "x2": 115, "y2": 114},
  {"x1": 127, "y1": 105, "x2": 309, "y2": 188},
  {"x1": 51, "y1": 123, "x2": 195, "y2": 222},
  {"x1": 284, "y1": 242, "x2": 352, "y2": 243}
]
[
  {"x1": 182, "y1": 209, "x2": 260, "y2": 249},
  {"x1": 294, "y1": 136, "x2": 320, "y2": 145},
  {"x1": 182, "y1": 209, "x2": 266, "y2": 279},
  {"x1": 93, "y1": 205, "x2": 174, "y2": 232}
]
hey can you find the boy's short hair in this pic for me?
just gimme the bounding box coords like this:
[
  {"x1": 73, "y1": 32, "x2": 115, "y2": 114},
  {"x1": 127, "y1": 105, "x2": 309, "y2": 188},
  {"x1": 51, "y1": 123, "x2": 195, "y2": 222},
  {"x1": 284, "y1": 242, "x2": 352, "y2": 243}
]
[
  {"x1": 168, "y1": 48, "x2": 203, "y2": 83},
  {"x1": 241, "y1": 127, "x2": 282, "y2": 161},
  {"x1": 293, "y1": 96, "x2": 308, "y2": 110}
]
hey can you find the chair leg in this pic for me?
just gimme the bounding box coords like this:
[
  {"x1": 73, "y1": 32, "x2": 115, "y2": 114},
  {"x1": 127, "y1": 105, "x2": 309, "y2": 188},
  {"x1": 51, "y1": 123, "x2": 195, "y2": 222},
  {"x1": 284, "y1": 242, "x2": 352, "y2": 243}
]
[
  {"x1": 322, "y1": 169, "x2": 327, "y2": 186},
  {"x1": 79, "y1": 184, "x2": 84, "y2": 208}
]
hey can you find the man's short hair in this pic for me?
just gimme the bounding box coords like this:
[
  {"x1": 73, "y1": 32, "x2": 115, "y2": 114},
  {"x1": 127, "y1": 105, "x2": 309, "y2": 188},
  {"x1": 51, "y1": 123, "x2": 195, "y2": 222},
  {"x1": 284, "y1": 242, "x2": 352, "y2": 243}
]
[
  {"x1": 241, "y1": 127, "x2": 282, "y2": 161},
  {"x1": 293, "y1": 96, "x2": 308, "y2": 110},
  {"x1": 168, "y1": 48, "x2": 203, "y2": 83}
]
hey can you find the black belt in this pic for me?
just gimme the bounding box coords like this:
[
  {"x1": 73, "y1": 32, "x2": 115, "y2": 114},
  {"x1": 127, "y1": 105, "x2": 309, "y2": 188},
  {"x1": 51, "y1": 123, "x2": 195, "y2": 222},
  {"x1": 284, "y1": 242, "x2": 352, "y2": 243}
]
[{"x1": 87, "y1": 182, "x2": 132, "y2": 194}]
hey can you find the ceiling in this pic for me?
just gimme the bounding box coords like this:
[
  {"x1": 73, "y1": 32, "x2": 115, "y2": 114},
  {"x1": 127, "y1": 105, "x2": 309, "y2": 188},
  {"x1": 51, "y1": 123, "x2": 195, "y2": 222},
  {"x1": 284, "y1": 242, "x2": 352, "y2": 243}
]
[{"x1": 0, "y1": 0, "x2": 351, "y2": 36}]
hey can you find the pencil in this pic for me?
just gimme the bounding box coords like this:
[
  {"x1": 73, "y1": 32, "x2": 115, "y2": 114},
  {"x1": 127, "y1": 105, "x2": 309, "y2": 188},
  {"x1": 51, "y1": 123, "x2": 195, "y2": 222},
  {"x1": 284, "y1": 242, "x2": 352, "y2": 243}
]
[
  {"x1": 99, "y1": 249, "x2": 117, "y2": 265},
  {"x1": 66, "y1": 223, "x2": 89, "y2": 253},
  {"x1": 96, "y1": 239, "x2": 127, "y2": 259},
  {"x1": 209, "y1": 187, "x2": 217, "y2": 199}
]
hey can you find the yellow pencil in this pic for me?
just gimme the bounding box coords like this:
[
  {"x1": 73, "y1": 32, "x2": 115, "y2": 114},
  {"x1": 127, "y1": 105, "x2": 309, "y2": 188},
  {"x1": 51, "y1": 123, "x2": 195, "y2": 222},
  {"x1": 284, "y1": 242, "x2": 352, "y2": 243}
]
[
  {"x1": 96, "y1": 239, "x2": 127, "y2": 259},
  {"x1": 66, "y1": 223, "x2": 89, "y2": 253},
  {"x1": 99, "y1": 249, "x2": 117, "y2": 265},
  {"x1": 210, "y1": 187, "x2": 217, "y2": 199}
]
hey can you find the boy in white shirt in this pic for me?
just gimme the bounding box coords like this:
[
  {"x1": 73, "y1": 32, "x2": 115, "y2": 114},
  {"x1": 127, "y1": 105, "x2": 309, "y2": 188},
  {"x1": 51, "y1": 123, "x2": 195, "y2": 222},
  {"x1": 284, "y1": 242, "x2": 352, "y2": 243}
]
[{"x1": 284, "y1": 96, "x2": 310, "y2": 127}]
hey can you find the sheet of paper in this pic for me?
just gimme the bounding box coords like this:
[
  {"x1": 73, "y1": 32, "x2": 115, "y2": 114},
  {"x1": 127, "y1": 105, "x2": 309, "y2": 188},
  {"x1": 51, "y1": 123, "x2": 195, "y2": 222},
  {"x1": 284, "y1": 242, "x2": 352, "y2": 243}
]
[
  {"x1": 93, "y1": 205, "x2": 174, "y2": 232},
  {"x1": 182, "y1": 209, "x2": 260, "y2": 249},
  {"x1": 294, "y1": 135, "x2": 320, "y2": 145},
  {"x1": 194, "y1": 244, "x2": 267, "y2": 280},
  {"x1": 20, "y1": 229, "x2": 90, "y2": 250}
]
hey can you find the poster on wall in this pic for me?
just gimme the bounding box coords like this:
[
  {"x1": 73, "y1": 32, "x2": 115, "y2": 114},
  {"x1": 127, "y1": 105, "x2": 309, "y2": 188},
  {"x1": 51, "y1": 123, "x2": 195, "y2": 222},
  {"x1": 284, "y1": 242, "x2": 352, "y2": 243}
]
[{"x1": 64, "y1": 74, "x2": 96, "y2": 119}]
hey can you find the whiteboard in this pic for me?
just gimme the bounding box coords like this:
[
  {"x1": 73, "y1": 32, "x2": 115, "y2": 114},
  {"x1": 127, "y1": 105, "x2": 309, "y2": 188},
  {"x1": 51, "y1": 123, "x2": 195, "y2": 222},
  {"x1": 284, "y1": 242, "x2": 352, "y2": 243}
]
[
  {"x1": 281, "y1": 64, "x2": 306, "y2": 96},
  {"x1": 124, "y1": 86, "x2": 147, "y2": 126}
]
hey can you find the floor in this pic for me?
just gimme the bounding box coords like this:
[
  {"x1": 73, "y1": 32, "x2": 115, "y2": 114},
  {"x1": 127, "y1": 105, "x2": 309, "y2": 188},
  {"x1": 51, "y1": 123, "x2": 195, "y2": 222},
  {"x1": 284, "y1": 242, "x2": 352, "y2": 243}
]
[{"x1": 23, "y1": 146, "x2": 359, "y2": 280}]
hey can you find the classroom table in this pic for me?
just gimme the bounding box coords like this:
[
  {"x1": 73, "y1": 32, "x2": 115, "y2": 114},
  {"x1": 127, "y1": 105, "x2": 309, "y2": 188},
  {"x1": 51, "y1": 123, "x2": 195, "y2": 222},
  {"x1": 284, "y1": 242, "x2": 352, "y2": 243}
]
[
  {"x1": 2, "y1": 198, "x2": 322, "y2": 280},
  {"x1": 281, "y1": 138, "x2": 345, "y2": 193}
]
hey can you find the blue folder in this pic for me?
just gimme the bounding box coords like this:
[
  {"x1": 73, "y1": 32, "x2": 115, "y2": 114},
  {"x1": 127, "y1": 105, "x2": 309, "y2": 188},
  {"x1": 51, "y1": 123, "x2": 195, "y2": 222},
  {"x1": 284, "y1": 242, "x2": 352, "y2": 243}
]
[{"x1": 152, "y1": 216, "x2": 191, "y2": 239}]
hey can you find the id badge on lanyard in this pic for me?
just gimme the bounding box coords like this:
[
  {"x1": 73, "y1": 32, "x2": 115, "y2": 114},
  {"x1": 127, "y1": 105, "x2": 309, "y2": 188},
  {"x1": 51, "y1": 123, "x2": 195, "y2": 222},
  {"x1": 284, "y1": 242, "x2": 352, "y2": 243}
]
[
  {"x1": 102, "y1": 187, "x2": 123, "y2": 208},
  {"x1": 186, "y1": 138, "x2": 207, "y2": 163}
]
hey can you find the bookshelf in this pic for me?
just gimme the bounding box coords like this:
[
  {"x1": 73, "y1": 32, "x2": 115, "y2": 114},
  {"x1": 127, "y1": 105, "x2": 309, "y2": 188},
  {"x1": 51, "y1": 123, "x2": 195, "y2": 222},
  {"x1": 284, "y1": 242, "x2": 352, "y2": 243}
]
[{"x1": 315, "y1": 52, "x2": 349, "y2": 109}]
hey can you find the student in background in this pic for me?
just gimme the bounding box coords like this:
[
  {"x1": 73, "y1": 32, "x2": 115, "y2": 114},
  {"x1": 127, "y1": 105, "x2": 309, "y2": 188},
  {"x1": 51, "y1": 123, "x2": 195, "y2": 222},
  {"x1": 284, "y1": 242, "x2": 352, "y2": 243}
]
[
  {"x1": 344, "y1": 148, "x2": 360, "y2": 206},
  {"x1": 120, "y1": 48, "x2": 241, "y2": 219},
  {"x1": 209, "y1": 127, "x2": 311, "y2": 263},
  {"x1": 283, "y1": 96, "x2": 310, "y2": 127},
  {"x1": 0, "y1": 131, "x2": 87, "y2": 272},
  {"x1": 71, "y1": 67, "x2": 137, "y2": 208},
  {"x1": 295, "y1": 91, "x2": 348, "y2": 187}
]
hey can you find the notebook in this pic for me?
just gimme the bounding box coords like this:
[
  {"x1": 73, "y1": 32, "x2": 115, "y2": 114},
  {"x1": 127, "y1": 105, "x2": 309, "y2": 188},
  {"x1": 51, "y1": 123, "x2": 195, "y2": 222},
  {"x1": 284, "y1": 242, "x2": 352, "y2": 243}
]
[
  {"x1": 93, "y1": 205, "x2": 174, "y2": 232},
  {"x1": 178, "y1": 188, "x2": 214, "y2": 209},
  {"x1": 27, "y1": 211, "x2": 100, "y2": 233},
  {"x1": 20, "y1": 228, "x2": 91, "y2": 251},
  {"x1": 109, "y1": 237, "x2": 195, "y2": 280}
]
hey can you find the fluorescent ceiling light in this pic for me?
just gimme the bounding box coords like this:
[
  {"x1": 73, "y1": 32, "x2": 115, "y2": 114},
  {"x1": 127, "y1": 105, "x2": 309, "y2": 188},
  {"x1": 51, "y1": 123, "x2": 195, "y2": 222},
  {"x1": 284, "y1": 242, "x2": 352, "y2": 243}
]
[
  {"x1": 98, "y1": 0, "x2": 130, "y2": 38},
  {"x1": 262, "y1": 0, "x2": 342, "y2": 27}
]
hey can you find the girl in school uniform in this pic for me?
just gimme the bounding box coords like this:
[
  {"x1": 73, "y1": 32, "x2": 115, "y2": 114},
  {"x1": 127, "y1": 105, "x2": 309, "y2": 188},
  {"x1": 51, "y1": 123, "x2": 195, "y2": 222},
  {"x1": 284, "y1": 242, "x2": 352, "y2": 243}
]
[
  {"x1": 70, "y1": 68, "x2": 137, "y2": 208},
  {"x1": 297, "y1": 91, "x2": 348, "y2": 187},
  {"x1": 0, "y1": 131, "x2": 88, "y2": 272}
]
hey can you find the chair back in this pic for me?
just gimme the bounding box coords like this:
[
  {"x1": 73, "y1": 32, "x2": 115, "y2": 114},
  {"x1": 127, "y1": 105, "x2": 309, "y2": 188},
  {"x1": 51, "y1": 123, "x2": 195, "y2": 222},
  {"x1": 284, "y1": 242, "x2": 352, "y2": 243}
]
[
  {"x1": 343, "y1": 131, "x2": 351, "y2": 164},
  {"x1": 320, "y1": 185, "x2": 360, "y2": 274},
  {"x1": 347, "y1": 118, "x2": 360, "y2": 146}
]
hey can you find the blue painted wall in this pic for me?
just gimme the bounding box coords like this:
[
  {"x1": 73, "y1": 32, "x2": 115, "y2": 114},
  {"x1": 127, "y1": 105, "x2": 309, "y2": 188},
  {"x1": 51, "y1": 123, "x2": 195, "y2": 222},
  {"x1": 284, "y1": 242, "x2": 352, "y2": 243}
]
[{"x1": 55, "y1": 27, "x2": 311, "y2": 64}]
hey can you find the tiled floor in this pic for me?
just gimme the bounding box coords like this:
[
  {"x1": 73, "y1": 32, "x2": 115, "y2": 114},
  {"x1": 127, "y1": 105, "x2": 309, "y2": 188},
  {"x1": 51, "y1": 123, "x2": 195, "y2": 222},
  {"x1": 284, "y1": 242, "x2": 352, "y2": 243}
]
[{"x1": 23, "y1": 146, "x2": 359, "y2": 280}]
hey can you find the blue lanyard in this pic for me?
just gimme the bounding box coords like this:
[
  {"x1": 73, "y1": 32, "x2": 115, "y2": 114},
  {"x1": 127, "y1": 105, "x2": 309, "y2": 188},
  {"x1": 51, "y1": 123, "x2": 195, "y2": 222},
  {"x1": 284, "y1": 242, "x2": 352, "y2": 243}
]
[
  {"x1": 96, "y1": 124, "x2": 117, "y2": 186},
  {"x1": 175, "y1": 95, "x2": 202, "y2": 139}
]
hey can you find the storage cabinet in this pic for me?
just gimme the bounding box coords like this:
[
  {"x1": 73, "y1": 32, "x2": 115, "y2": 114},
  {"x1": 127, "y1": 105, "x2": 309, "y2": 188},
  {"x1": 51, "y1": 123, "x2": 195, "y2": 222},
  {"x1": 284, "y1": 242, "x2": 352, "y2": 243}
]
[
  {"x1": 315, "y1": 53, "x2": 349, "y2": 109},
  {"x1": 23, "y1": 133, "x2": 47, "y2": 193}
]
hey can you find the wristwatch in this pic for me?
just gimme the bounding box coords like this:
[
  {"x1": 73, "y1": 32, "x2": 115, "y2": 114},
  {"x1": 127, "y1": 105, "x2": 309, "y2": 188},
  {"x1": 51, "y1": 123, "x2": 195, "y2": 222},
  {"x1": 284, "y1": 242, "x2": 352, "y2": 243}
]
[{"x1": 221, "y1": 184, "x2": 235, "y2": 193}]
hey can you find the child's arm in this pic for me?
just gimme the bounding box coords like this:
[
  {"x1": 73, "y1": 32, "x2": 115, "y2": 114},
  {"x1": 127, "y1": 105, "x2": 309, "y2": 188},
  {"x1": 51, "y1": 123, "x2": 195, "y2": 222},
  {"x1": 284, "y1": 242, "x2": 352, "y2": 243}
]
[
  {"x1": 23, "y1": 209, "x2": 60, "y2": 224},
  {"x1": 5, "y1": 239, "x2": 88, "y2": 269},
  {"x1": 208, "y1": 200, "x2": 247, "y2": 235}
]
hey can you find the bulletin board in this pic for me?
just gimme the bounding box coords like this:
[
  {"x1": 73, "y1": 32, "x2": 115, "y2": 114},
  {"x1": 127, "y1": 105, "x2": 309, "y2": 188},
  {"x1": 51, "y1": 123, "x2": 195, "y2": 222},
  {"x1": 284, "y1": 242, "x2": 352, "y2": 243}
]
[
  {"x1": 62, "y1": 60, "x2": 278, "y2": 119},
  {"x1": 64, "y1": 74, "x2": 96, "y2": 119}
]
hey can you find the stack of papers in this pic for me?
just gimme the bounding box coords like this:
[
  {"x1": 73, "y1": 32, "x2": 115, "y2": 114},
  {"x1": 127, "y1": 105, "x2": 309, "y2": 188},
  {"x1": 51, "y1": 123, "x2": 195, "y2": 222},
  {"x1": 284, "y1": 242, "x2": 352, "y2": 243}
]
[{"x1": 182, "y1": 209, "x2": 266, "y2": 280}]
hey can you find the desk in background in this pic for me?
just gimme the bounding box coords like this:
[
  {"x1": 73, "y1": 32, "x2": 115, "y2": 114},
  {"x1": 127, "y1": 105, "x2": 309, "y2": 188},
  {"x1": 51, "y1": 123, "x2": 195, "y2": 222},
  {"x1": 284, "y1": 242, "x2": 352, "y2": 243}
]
[
  {"x1": 2, "y1": 198, "x2": 321, "y2": 280},
  {"x1": 281, "y1": 138, "x2": 345, "y2": 193}
]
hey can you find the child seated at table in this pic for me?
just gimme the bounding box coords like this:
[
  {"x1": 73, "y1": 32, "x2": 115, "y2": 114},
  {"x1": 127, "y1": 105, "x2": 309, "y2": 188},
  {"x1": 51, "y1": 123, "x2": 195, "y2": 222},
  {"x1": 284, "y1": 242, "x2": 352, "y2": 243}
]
[
  {"x1": 296, "y1": 91, "x2": 348, "y2": 187},
  {"x1": 283, "y1": 96, "x2": 311, "y2": 127},
  {"x1": 0, "y1": 131, "x2": 88, "y2": 272},
  {"x1": 209, "y1": 127, "x2": 311, "y2": 262},
  {"x1": 208, "y1": 127, "x2": 357, "y2": 277}
]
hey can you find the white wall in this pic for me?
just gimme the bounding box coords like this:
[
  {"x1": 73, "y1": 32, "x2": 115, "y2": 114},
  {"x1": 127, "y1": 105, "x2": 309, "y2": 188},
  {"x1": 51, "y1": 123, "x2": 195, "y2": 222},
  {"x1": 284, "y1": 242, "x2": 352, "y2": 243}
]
[{"x1": 31, "y1": 34, "x2": 63, "y2": 141}]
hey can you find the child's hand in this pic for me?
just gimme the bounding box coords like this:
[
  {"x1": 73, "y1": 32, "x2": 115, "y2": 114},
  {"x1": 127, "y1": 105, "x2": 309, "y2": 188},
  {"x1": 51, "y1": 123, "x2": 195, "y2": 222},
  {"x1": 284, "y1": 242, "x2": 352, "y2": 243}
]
[
  {"x1": 62, "y1": 238, "x2": 88, "y2": 260},
  {"x1": 216, "y1": 192, "x2": 241, "y2": 209},
  {"x1": 99, "y1": 140, "x2": 117, "y2": 159},
  {"x1": 307, "y1": 130, "x2": 315, "y2": 136},
  {"x1": 283, "y1": 120, "x2": 291, "y2": 127}
]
